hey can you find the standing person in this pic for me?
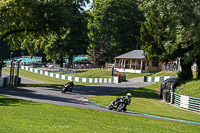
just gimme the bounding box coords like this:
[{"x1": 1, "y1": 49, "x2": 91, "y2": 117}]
[
  {"x1": 173, "y1": 62, "x2": 177, "y2": 71},
  {"x1": 167, "y1": 62, "x2": 170, "y2": 71}
]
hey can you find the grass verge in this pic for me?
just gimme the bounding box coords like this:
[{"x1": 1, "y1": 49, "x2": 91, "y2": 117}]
[
  {"x1": 175, "y1": 80, "x2": 200, "y2": 98},
  {"x1": 149, "y1": 71, "x2": 177, "y2": 77},
  {"x1": 88, "y1": 83, "x2": 200, "y2": 123},
  {"x1": 75, "y1": 69, "x2": 149, "y2": 79},
  {"x1": 148, "y1": 71, "x2": 199, "y2": 97},
  {"x1": 0, "y1": 96, "x2": 199, "y2": 133},
  {"x1": 2, "y1": 68, "x2": 99, "y2": 88}
]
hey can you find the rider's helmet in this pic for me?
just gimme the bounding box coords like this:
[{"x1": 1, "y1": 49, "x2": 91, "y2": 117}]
[{"x1": 126, "y1": 93, "x2": 132, "y2": 98}]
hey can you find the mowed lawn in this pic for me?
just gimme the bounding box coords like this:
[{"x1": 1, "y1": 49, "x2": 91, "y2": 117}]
[
  {"x1": 148, "y1": 71, "x2": 200, "y2": 97},
  {"x1": 1, "y1": 67, "x2": 200, "y2": 132},
  {"x1": 0, "y1": 96, "x2": 199, "y2": 133},
  {"x1": 2, "y1": 67, "x2": 149, "y2": 87},
  {"x1": 75, "y1": 69, "x2": 149, "y2": 79},
  {"x1": 2, "y1": 67, "x2": 99, "y2": 87},
  {"x1": 149, "y1": 71, "x2": 178, "y2": 77},
  {"x1": 175, "y1": 79, "x2": 200, "y2": 98},
  {"x1": 88, "y1": 83, "x2": 200, "y2": 123}
]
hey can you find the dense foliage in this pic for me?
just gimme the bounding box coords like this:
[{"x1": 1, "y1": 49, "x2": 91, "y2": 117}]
[
  {"x1": 1, "y1": 0, "x2": 200, "y2": 81},
  {"x1": 138, "y1": 0, "x2": 200, "y2": 81},
  {"x1": 0, "y1": 0, "x2": 89, "y2": 63},
  {"x1": 87, "y1": 0, "x2": 144, "y2": 65}
]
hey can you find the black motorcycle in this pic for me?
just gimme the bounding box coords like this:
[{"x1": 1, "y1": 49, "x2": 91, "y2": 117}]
[
  {"x1": 108, "y1": 96, "x2": 131, "y2": 112},
  {"x1": 62, "y1": 81, "x2": 74, "y2": 93}
]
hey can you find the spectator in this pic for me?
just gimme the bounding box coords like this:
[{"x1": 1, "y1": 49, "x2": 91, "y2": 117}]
[
  {"x1": 167, "y1": 62, "x2": 170, "y2": 71},
  {"x1": 173, "y1": 62, "x2": 177, "y2": 71}
]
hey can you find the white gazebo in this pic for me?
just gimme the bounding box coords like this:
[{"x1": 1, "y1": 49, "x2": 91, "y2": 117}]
[{"x1": 114, "y1": 50, "x2": 162, "y2": 73}]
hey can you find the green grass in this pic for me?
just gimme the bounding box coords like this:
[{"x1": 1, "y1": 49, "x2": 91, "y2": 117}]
[
  {"x1": 149, "y1": 71, "x2": 178, "y2": 77},
  {"x1": 2, "y1": 68, "x2": 98, "y2": 87},
  {"x1": 0, "y1": 96, "x2": 199, "y2": 133},
  {"x1": 3, "y1": 67, "x2": 149, "y2": 88},
  {"x1": 175, "y1": 80, "x2": 200, "y2": 98},
  {"x1": 148, "y1": 71, "x2": 199, "y2": 97},
  {"x1": 88, "y1": 83, "x2": 200, "y2": 123},
  {"x1": 75, "y1": 69, "x2": 149, "y2": 79}
]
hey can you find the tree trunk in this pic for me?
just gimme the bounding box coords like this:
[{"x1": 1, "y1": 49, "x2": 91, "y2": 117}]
[
  {"x1": 42, "y1": 54, "x2": 47, "y2": 63},
  {"x1": 68, "y1": 50, "x2": 73, "y2": 68},
  {"x1": 178, "y1": 59, "x2": 193, "y2": 82},
  {"x1": 0, "y1": 68, "x2": 2, "y2": 77},
  {"x1": 0, "y1": 60, "x2": 3, "y2": 77},
  {"x1": 60, "y1": 56, "x2": 63, "y2": 67}
]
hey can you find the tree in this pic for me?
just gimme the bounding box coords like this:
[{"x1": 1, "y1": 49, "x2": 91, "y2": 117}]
[
  {"x1": 88, "y1": 0, "x2": 144, "y2": 65},
  {"x1": 138, "y1": 0, "x2": 200, "y2": 81},
  {"x1": 43, "y1": 6, "x2": 90, "y2": 68},
  {"x1": 0, "y1": 0, "x2": 89, "y2": 61}
]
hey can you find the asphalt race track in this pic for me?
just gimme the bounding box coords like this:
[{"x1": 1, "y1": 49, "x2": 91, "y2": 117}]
[{"x1": 0, "y1": 76, "x2": 199, "y2": 125}]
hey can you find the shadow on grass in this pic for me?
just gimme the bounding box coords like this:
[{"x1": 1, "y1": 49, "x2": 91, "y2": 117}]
[
  {"x1": 0, "y1": 96, "x2": 40, "y2": 106},
  {"x1": 20, "y1": 83, "x2": 63, "y2": 88},
  {"x1": 75, "y1": 70, "x2": 88, "y2": 73},
  {"x1": 110, "y1": 87, "x2": 158, "y2": 99}
]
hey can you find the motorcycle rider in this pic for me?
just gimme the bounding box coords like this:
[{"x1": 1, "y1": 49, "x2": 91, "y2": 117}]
[
  {"x1": 62, "y1": 81, "x2": 74, "y2": 93},
  {"x1": 125, "y1": 93, "x2": 132, "y2": 105},
  {"x1": 111, "y1": 93, "x2": 132, "y2": 111}
]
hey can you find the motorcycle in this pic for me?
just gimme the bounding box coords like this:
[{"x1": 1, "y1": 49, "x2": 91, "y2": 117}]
[
  {"x1": 108, "y1": 96, "x2": 131, "y2": 112},
  {"x1": 62, "y1": 81, "x2": 74, "y2": 93}
]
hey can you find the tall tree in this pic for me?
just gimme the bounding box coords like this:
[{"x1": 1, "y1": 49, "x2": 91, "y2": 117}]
[
  {"x1": 138, "y1": 0, "x2": 200, "y2": 81},
  {"x1": 0, "y1": 0, "x2": 89, "y2": 61},
  {"x1": 43, "y1": 5, "x2": 89, "y2": 67},
  {"x1": 88, "y1": 0, "x2": 144, "y2": 65}
]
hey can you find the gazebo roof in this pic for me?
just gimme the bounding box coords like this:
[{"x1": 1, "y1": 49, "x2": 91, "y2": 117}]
[{"x1": 115, "y1": 50, "x2": 145, "y2": 59}]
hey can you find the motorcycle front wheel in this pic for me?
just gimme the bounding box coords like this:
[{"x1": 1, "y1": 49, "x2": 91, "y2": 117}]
[
  {"x1": 108, "y1": 104, "x2": 113, "y2": 110},
  {"x1": 62, "y1": 87, "x2": 67, "y2": 93}
]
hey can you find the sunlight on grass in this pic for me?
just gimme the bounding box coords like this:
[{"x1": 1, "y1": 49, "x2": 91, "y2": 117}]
[
  {"x1": 88, "y1": 83, "x2": 200, "y2": 123},
  {"x1": 0, "y1": 96, "x2": 199, "y2": 132},
  {"x1": 149, "y1": 71, "x2": 178, "y2": 77},
  {"x1": 175, "y1": 80, "x2": 200, "y2": 98},
  {"x1": 2, "y1": 67, "x2": 99, "y2": 87}
]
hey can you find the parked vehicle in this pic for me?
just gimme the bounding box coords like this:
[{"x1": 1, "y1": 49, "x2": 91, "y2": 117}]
[
  {"x1": 108, "y1": 93, "x2": 132, "y2": 112},
  {"x1": 62, "y1": 81, "x2": 74, "y2": 93}
]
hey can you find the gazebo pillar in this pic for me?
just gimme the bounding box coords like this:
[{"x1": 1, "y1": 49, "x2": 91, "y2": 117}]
[
  {"x1": 121, "y1": 59, "x2": 123, "y2": 68},
  {"x1": 140, "y1": 60, "x2": 143, "y2": 70},
  {"x1": 123, "y1": 59, "x2": 126, "y2": 68},
  {"x1": 130, "y1": 60, "x2": 132, "y2": 69},
  {"x1": 135, "y1": 60, "x2": 137, "y2": 70},
  {"x1": 119, "y1": 59, "x2": 121, "y2": 68}
]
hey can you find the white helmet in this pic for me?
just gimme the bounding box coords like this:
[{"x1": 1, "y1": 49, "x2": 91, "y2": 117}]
[{"x1": 127, "y1": 93, "x2": 132, "y2": 97}]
